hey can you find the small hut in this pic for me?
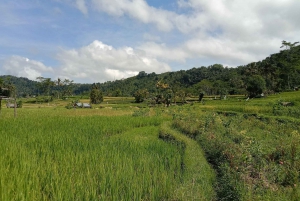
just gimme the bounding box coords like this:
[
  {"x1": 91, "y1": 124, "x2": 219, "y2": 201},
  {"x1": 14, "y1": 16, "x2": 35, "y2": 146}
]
[
  {"x1": 0, "y1": 87, "x2": 17, "y2": 116},
  {"x1": 74, "y1": 102, "x2": 91, "y2": 108},
  {"x1": 82, "y1": 103, "x2": 91, "y2": 108},
  {"x1": 6, "y1": 103, "x2": 16, "y2": 108}
]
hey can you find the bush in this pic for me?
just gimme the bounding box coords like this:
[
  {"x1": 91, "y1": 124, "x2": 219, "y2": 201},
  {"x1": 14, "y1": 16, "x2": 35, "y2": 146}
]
[
  {"x1": 134, "y1": 89, "x2": 149, "y2": 103},
  {"x1": 17, "y1": 100, "x2": 23, "y2": 108}
]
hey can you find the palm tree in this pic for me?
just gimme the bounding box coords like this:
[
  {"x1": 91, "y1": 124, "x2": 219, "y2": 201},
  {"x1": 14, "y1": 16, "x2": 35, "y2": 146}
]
[
  {"x1": 62, "y1": 79, "x2": 74, "y2": 97},
  {"x1": 54, "y1": 78, "x2": 63, "y2": 99},
  {"x1": 36, "y1": 77, "x2": 54, "y2": 97},
  {"x1": 43, "y1": 78, "x2": 54, "y2": 97}
]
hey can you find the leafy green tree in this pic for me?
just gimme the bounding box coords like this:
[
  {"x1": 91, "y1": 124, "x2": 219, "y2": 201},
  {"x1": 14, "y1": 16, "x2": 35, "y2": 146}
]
[
  {"x1": 113, "y1": 89, "x2": 122, "y2": 97},
  {"x1": 62, "y1": 79, "x2": 74, "y2": 97},
  {"x1": 0, "y1": 78, "x2": 3, "y2": 88},
  {"x1": 213, "y1": 80, "x2": 228, "y2": 99},
  {"x1": 0, "y1": 77, "x2": 17, "y2": 116},
  {"x1": 1, "y1": 76, "x2": 16, "y2": 98},
  {"x1": 280, "y1": 40, "x2": 299, "y2": 50},
  {"x1": 44, "y1": 78, "x2": 54, "y2": 97},
  {"x1": 170, "y1": 81, "x2": 180, "y2": 104},
  {"x1": 280, "y1": 40, "x2": 299, "y2": 89},
  {"x1": 134, "y1": 89, "x2": 148, "y2": 103},
  {"x1": 155, "y1": 80, "x2": 170, "y2": 105},
  {"x1": 136, "y1": 71, "x2": 147, "y2": 79},
  {"x1": 54, "y1": 78, "x2": 63, "y2": 99},
  {"x1": 194, "y1": 79, "x2": 213, "y2": 95},
  {"x1": 178, "y1": 88, "x2": 188, "y2": 104},
  {"x1": 36, "y1": 77, "x2": 54, "y2": 97},
  {"x1": 90, "y1": 83, "x2": 103, "y2": 104},
  {"x1": 245, "y1": 75, "x2": 266, "y2": 98}
]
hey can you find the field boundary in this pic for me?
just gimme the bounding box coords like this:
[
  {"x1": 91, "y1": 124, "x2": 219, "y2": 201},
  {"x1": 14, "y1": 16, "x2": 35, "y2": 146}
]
[{"x1": 159, "y1": 122, "x2": 216, "y2": 201}]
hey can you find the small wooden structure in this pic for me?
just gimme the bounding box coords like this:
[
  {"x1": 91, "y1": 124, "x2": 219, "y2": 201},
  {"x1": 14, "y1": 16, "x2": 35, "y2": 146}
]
[
  {"x1": 74, "y1": 102, "x2": 91, "y2": 108},
  {"x1": 83, "y1": 103, "x2": 91, "y2": 108},
  {"x1": 0, "y1": 87, "x2": 17, "y2": 117},
  {"x1": 6, "y1": 104, "x2": 16, "y2": 108}
]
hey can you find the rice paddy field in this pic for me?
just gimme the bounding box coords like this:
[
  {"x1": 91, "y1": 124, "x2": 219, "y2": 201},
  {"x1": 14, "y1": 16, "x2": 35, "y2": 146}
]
[{"x1": 0, "y1": 91, "x2": 299, "y2": 200}]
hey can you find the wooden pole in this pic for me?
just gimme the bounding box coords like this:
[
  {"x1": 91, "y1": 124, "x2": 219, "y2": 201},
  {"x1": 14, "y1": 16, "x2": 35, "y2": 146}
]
[{"x1": 14, "y1": 95, "x2": 17, "y2": 118}]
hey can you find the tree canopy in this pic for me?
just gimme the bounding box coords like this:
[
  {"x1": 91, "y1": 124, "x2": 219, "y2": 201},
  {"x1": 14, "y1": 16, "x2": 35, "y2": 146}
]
[
  {"x1": 90, "y1": 83, "x2": 103, "y2": 104},
  {"x1": 2, "y1": 41, "x2": 300, "y2": 98}
]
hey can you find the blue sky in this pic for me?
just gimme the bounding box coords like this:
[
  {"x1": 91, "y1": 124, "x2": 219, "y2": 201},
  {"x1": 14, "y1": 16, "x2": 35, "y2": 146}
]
[{"x1": 1, "y1": 0, "x2": 300, "y2": 83}]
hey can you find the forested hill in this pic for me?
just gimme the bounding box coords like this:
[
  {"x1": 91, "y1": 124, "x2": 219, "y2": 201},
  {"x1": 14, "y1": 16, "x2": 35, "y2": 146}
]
[
  {"x1": 1, "y1": 43, "x2": 300, "y2": 98},
  {"x1": 0, "y1": 75, "x2": 38, "y2": 97},
  {"x1": 97, "y1": 44, "x2": 300, "y2": 97}
]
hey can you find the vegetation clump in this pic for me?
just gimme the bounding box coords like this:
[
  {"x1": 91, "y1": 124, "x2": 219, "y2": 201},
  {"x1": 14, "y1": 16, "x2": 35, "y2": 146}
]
[
  {"x1": 171, "y1": 104, "x2": 300, "y2": 200},
  {"x1": 90, "y1": 83, "x2": 103, "y2": 104}
]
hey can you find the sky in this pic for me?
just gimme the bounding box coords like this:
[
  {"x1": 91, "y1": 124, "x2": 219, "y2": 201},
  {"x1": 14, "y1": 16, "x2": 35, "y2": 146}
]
[{"x1": 0, "y1": 0, "x2": 299, "y2": 83}]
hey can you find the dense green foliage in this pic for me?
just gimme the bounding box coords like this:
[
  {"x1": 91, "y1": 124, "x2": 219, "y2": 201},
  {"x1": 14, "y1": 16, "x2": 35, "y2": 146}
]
[
  {"x1": 245, "y1": 75, "x2": 266, "y2": 97},
  {"x1": 89, "y1": 83, "x2": 103, "y2": 104},
  {"x1": 133, "y1": 89, "x2": 149, "y2": 103},
  {"x1": 2, "y1": 42, "x2": 299, "y2": 99},
  {"x1": 95, "y1": 43, "x2": 300, "y2": 97},
  {"x1": 0, "y1": 76, "x2": 37, "y2": 97},
  {"x1": 166, "y1": 91, "x2": 300, "y2": 200}
]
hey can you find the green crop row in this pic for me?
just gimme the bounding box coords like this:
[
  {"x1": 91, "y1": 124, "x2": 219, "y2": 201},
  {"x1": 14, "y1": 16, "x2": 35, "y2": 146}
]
[{"x1": 0, "y1": 110, "x2": 183, "y2": 200}]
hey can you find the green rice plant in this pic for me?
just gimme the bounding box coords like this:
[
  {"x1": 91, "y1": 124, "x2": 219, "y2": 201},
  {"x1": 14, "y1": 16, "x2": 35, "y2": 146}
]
[
  {"x1": 132, "y1": 108, "x2": 150, "y2": 117},
  {"x1": 159, "y1": 122, "x2": 216, "y2": 200},
  {"x1": 0, "y1": 110, "x2": 184, "y2": 200}
]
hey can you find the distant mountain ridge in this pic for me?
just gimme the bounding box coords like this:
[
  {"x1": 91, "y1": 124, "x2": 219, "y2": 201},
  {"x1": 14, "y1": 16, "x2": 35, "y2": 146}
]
[
  {"x1": 1, "y1": 44, "x2": 300, "y2": 97},
  {"x1": 0, "y1": 75, "x2": 38, "y2": 97}
]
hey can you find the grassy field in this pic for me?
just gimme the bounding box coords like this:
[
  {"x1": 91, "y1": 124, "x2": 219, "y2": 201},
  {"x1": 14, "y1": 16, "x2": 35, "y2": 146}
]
[
  {"x1": 0, "y1": 91, "x2": 299, "y2": 200},
  {"x1": 0, "y1": 110, "x2": 183, "y2": 200},
  {"x1": 171, "y1": 91, "x2": 300, "y2": 200}
]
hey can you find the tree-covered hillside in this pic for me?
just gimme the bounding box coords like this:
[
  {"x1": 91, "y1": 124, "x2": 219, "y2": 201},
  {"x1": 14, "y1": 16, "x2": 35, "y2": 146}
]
[
  {"x1": 1, "y1": 41, "x2": 299, "y2": 98},
  {"x1": 0, "y1": 75, "x2": 38, "y2": 97},
  {"x1": 97, "y1": 42, "x2": 300, "y2": 98}
]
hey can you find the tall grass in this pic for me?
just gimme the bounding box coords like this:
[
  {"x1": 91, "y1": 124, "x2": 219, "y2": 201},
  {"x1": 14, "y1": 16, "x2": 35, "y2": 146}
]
[
  {"x1": 159, "y1": 122, "x2": 216, "y2": 200},
  {"x1": 171, "y1": 106, "x2": 300, "y2": 200},
  {"x1": 0, "y1": 109, "x2": 183, "y2": 200},
  {"x1": 195, "y1": 91, "x2": 300, "y2": 118},
  {"x1": 2, "y1": 91, "x2": 299, "y2": 200}
]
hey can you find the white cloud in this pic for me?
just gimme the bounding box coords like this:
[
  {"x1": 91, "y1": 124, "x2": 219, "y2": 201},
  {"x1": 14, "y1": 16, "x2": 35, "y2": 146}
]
[
  {"x1": 75, "y1": 0, "x2": 88, "y2": 14},
  {"x1": 138, "y1": 42, "x2": 189, "y2": 62},
  {"x1": 70, "y1": 0, "x2": 298, "y2": 67},
  {"x1": 89, "y1": 0, "x2": 299, "y2": 39},
  {"x1": 56, "y1": 40, "x2": 171, "y2": 83},
  {"x1": 2, "y1": 56, "x2": 53, "y2": 80},
  {"x1": 2, "y1": 0, "x2": 300, "y2": 83},
  {"x1": 0, "y1": 41, "x2": 171, "y2": 83},
  {"x1": 91, "y1": 0, "x2": 175, "y2": 31}
]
